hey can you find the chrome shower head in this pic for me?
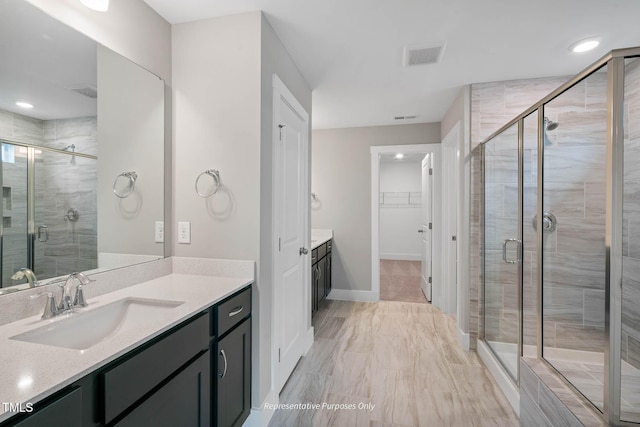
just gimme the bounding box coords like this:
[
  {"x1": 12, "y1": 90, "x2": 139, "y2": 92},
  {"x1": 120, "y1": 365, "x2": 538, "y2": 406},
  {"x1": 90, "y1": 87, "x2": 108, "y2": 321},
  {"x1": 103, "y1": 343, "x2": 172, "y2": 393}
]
[
  {"x1": 63, "y1": 144, "x2": 76, "y2": 152},
  {"x1": 544, "y1": 117, "x2": 559, "y2": 131}
]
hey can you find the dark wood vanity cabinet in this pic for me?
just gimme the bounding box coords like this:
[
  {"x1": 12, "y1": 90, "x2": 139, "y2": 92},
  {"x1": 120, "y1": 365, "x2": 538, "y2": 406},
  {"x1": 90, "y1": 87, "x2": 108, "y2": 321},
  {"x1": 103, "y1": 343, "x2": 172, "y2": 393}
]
[
  {"x1": 0, "y1": 285, "x2": 252, "y2": 427},
  {"x1": 311, "y1": 239, "x2": 332, "y2": 319},
  {"x1": 9, "y1": 387, "x2": 83, "y2": 427},
  {"x1": 212, "y1": 286, "x2": 252, "y2": 427}
]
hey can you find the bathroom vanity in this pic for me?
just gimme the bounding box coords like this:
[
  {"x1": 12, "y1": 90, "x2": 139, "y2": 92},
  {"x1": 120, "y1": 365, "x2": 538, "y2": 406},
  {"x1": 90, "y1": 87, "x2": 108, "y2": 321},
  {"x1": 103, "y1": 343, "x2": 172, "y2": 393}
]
[
  {"x1": 311, "y1": 230, "x2": 333, "y2": 318},
  {"x1": 0, "y1": 272, "x2": 252, "y2": 427}
]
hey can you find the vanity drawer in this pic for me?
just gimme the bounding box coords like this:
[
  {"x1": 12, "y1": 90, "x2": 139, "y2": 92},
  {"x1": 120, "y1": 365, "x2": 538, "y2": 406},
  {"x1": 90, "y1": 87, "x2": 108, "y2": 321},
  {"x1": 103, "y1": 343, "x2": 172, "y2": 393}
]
[
  {"x1": 101, "y1": 312, "x2": 209, "y2": 424},
  {"x1": 327, "y1": 240, "x2": 332, "y2": 253},
  {"x1": 317, "y1": 242, "x2": 327, "y2": 259},
  {"x1": 215, "y1": 286, "x2": 251, "y2": 337}
]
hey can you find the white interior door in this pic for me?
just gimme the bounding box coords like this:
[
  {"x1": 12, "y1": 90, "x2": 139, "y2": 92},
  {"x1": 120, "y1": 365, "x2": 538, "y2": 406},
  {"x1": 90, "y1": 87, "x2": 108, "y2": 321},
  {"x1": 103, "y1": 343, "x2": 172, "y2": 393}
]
[
  {"x1": 441, "y1": 137, "x2": 459, "y2": 314},
  {"x1": 421, "y1": 154, "x2": 433, "y2": 302},
  {"x1": 273, "y1": 77, "x2": 309, "y2": 392}
]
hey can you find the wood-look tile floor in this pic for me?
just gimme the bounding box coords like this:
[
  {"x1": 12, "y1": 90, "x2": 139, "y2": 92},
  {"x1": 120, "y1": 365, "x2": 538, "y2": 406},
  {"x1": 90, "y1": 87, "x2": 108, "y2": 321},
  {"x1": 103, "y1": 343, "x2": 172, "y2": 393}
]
[
  {"x1": 380, "y1": 260, "x2": 427, "y2": 304},
  {"x1": 270, "y1": 300, "x2": 519, "y2": 427}
]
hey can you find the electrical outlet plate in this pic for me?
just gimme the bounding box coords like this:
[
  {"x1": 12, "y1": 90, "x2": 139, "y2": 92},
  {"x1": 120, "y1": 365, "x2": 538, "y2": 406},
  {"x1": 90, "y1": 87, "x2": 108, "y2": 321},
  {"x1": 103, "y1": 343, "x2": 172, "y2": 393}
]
[
  {"x1": 178, "y1": 221, "x2": 191, "y2": 244},
  {"x1": 155, "y1": 221, "x2": 164, "y2": 243}
]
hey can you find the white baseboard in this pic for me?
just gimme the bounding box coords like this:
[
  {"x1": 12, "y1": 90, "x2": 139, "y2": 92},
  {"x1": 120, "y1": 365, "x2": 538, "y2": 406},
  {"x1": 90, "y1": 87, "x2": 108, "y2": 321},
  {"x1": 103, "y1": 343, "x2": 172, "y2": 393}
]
[
  {"x1": 326, "y1": 289, "x2": 379, "y2": 302},
  {"x1": 457, "y1": 327, "x2": 470, "y2": 351},
  {"x1": 303, "y1": 326, "x2": 314, "y2": 355},
  {"x1": 380, "y1": 253, "x2": 421, "y2": 261},
  {"x1": 243, "y1": 388, "x2": 279, "y2": 427},
  {"x1": 477, "y1": 340, "x2": 519, "y2": 416}
]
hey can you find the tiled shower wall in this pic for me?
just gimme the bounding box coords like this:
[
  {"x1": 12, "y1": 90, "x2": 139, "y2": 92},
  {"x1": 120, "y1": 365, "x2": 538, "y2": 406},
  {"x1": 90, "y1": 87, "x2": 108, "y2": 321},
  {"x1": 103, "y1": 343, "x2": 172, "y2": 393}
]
[
  {"x1": 623, "y1": 58, "x2": 640, "y2": 370},
  {"x1": 0, "y1": 109, "x2": 97, "y2": 285},
  {"x1": 470, "y1": 72, "x2": 609, "y2": 353}
]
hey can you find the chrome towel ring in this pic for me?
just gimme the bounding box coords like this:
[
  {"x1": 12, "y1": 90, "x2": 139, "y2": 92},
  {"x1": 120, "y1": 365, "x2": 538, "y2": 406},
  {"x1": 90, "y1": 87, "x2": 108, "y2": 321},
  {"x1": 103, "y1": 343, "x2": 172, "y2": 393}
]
[
  {"x1": 113, "y1": 171, "x2": 138, "y2": 198},
  {"x1": 195, "y1": 169, "x2": 221, "y2": 198}
]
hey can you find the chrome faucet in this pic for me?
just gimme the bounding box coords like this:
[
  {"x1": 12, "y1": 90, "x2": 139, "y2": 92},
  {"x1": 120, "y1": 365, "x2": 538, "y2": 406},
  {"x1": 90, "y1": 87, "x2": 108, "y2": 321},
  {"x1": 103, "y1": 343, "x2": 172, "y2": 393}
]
[
  {"x1": 11, "y1": 268, "x2": 39, "y2": 288},
  {"x1": 34, "y1": 272, "x2": 94, "y2": 318},
  {"x1": 59, "y1": 272, "x2": 93, "y2": 311}
]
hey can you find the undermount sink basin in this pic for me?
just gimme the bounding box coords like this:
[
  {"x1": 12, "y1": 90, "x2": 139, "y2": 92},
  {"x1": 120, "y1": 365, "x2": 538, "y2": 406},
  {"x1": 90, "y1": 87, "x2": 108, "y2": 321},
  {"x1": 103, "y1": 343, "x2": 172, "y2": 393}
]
[{"x1": 11, "y1": 297, "x2": 184, "y2": 350}]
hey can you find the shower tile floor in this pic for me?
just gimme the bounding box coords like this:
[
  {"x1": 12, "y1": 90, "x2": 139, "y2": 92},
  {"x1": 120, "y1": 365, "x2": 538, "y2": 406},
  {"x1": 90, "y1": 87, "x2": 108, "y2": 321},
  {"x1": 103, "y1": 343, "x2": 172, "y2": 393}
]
[
  {"x1": 380, "y1": 260, "x2": 427, "y2": 303},
  {"x1": 546, "y1": 356, "x2": 640, "y2": 423}
]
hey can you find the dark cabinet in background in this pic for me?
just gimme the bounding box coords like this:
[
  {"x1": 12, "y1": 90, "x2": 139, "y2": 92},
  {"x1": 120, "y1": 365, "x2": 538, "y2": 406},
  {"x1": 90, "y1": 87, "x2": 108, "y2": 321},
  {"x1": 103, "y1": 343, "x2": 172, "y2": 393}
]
[{"x1": 311, "y1": 239, "x2": 332, "y2": 319}]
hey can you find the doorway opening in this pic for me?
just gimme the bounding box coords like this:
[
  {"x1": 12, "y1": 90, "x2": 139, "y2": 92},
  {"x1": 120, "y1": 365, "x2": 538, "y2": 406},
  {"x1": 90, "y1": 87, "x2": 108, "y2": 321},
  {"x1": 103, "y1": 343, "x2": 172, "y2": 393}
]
[
  {"x1": 370, "y1": 144, "x2": 441, "y2": 304},
  {"x1": 378, "y1": 151, "x2": 428, "y2": 303}
]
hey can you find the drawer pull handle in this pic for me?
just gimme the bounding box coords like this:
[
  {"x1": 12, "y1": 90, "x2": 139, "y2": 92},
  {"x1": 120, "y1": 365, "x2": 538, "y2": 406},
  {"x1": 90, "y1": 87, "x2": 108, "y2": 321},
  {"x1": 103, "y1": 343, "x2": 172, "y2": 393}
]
[
  {"x1": 219, "y1": 349, "x2": 228, "y2": 379},
  {"x1": 228, "y1": 306, "x2": 244, "y2": 317}
]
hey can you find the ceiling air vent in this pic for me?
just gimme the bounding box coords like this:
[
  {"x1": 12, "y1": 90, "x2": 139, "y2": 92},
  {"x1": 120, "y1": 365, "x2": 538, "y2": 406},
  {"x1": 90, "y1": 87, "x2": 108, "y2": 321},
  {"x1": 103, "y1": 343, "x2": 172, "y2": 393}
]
[
  {"x1": 403, "y1": 43, "x2": 446, "y2": 67},
  {"x1": 68, "y1": 85, "x2": 98, "y2": 99},
  {"x1": 394, "y1": 115, "x2": 418, "y2": 121}
]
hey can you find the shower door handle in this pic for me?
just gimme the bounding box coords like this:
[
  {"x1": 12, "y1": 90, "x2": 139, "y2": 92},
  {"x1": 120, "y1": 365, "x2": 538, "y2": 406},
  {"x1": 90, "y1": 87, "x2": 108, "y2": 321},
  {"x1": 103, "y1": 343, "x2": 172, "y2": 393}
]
[{"x1": 502, "y1": 238, "x2": 520, "y2": 264}]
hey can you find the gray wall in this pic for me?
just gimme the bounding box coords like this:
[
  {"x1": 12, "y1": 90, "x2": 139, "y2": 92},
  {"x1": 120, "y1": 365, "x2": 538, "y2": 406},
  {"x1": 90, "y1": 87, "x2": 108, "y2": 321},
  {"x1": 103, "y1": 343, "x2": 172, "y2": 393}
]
[
  {"x1": 312, "y1": 123, "x2": 441, "y2": 293},
  {"x1": 97, "y1": 45, "x2": 165, "y2": 258},
  {"x1": 173, "y1": 11, "x2": 312, "y2": 409}
]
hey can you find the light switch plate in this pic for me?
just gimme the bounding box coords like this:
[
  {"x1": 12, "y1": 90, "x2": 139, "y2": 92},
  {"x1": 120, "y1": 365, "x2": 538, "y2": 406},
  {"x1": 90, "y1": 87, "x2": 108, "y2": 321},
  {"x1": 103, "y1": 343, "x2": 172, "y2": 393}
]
[
  {"x1": 155, "y1": 221, "x2": 164, "y2": 243},
  {"x1": 178, "y1": 221, "x2": 191, "y2": 244}
]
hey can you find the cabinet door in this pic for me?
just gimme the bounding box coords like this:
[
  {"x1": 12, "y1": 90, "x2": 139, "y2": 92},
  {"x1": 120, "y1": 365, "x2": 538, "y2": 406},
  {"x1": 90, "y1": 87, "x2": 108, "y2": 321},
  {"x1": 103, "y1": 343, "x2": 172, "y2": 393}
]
[
  {"x1": 317, "y1": 257, "x2": 326, "y2": 305},
  {"x1": 215, "y1": 318, "x2": 251, "y2": 427},
  {"x1": 325, "y1": 253, "x2": 332, "y2": 297},
  {"x1": 114, "y1": 351, "x2": 210, "y2": 427},
  {"x1": 9, "y1": 387, "x2": 82, "y2": 427},
  {"x1": 312, "y1": 263, "x2": 318, "y2": 315}
]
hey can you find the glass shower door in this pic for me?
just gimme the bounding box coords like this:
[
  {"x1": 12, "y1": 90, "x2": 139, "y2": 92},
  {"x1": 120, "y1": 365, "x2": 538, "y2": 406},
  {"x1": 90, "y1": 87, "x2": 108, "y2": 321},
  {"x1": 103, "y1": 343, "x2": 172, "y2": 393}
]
[
  {"x1": 483, "y1": 123, "x2": 522, "y2": 380},
  {"x1": 33, "y1": 149, "x2": 98, "y2": 281}
]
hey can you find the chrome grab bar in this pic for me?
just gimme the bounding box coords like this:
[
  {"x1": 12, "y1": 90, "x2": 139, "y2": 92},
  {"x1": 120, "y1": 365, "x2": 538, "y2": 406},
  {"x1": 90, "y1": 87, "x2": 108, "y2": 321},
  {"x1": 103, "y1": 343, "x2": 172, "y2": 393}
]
[{"x1": 502, "y1": 238, "x2": 521, "y2": 264}]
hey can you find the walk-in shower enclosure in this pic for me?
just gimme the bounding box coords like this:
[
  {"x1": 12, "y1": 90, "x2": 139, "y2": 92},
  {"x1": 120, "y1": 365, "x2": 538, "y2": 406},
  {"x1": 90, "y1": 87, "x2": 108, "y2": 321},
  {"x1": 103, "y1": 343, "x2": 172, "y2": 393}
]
[{"x1": 480, "y1": 47, "x2": 640, "y2": 425}]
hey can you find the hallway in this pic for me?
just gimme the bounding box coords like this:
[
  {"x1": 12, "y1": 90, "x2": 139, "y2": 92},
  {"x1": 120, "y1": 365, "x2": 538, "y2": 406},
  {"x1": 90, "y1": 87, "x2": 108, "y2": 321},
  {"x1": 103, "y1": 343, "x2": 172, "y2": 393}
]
[
  {"x1": 380, "y1": 260, "x2": 427, "y2": 303},
  {"x1": 270, "y1": 300, "x2": 518, "y2": 426}
]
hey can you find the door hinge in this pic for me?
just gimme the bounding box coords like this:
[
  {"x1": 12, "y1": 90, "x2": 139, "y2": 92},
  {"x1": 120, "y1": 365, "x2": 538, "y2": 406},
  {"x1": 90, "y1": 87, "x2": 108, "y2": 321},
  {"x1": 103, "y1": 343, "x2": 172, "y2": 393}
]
[
  {"x1": 429, "y1": 168, "x2": 433, "y2": 175},
  {"x1": 452, "y1": 236, "x2": 457, "y2": 241},
  {"x1": 278, "y1": 348, "x2": 281, "y2": 362},
  {"x1": 428, "y1": 223, "x2": 432, "y2": 230},
  {"x1": 278, "y1": 124, "x2": 285, "y2": 141},
  {"x1": 428, "y1": 276, "x2": 432, "y2": 284},
  {"x1": 278, "y1": 238, "x2": 281, "y2": 252}
]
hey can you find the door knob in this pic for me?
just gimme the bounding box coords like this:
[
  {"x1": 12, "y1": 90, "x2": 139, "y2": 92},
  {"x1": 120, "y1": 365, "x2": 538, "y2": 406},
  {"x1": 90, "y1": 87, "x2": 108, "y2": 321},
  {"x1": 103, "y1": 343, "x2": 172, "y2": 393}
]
[
  {"x1": 418, "y1": 229, "x2": 425, "y2": 233},
  {"x1": 300, "y1": 247, "x2": 309, "y2": 255}
]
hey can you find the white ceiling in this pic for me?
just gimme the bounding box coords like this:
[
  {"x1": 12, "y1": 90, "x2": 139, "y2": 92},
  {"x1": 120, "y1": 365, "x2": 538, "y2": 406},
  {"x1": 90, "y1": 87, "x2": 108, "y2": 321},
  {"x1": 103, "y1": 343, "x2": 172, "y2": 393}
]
[{"x1": 145, "y1": 0, "x2": 640, "y2": 130}]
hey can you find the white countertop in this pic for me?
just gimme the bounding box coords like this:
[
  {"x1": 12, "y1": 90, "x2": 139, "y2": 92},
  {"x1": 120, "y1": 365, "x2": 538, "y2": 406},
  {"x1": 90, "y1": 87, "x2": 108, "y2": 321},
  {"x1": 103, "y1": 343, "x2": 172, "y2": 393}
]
[
  {"x1": 0, "y1": 273, "x2": 252, "y2": 422},
  {"x1": 311, "y1": 229, "x2": 333, "y2": 250}
]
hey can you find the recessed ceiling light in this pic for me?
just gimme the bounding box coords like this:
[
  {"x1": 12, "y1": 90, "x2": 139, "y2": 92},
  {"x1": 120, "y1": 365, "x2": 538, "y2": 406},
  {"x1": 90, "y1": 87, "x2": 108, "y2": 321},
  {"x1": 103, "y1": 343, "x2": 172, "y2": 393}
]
[
  {"x1": 15, "y1": 101, "x2": 34, "y2": 109},
  {"x1": 80, "y1": 0, "x2": 109, "y2": 12},
  {"x1": 395, "y1": 153, "x2": 404, "y2": 160},
  {"x1": 569, "y1": 38, "x2": 600, "y2": 53}
]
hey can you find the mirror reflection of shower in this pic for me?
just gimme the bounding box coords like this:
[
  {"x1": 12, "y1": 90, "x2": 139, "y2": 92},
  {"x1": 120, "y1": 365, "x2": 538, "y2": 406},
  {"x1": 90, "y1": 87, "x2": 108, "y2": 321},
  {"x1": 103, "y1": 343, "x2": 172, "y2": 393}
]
[
  {"x1": 63, "y1": 144, "x2": 76, "y2": 165},
  {"x1": 543, "y1": 117, "x2": 559, "y2": 146}
]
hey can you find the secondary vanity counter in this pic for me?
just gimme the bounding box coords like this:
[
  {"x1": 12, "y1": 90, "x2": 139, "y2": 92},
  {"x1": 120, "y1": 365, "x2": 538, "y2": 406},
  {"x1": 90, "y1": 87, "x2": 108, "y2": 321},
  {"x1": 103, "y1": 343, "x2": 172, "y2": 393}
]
[
  {"x1": 311, "y1": 228, "x2": 333, "y2": 250},
  {"x1": 0, "y1": 271, "x2": 252, "y2": 423}
]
